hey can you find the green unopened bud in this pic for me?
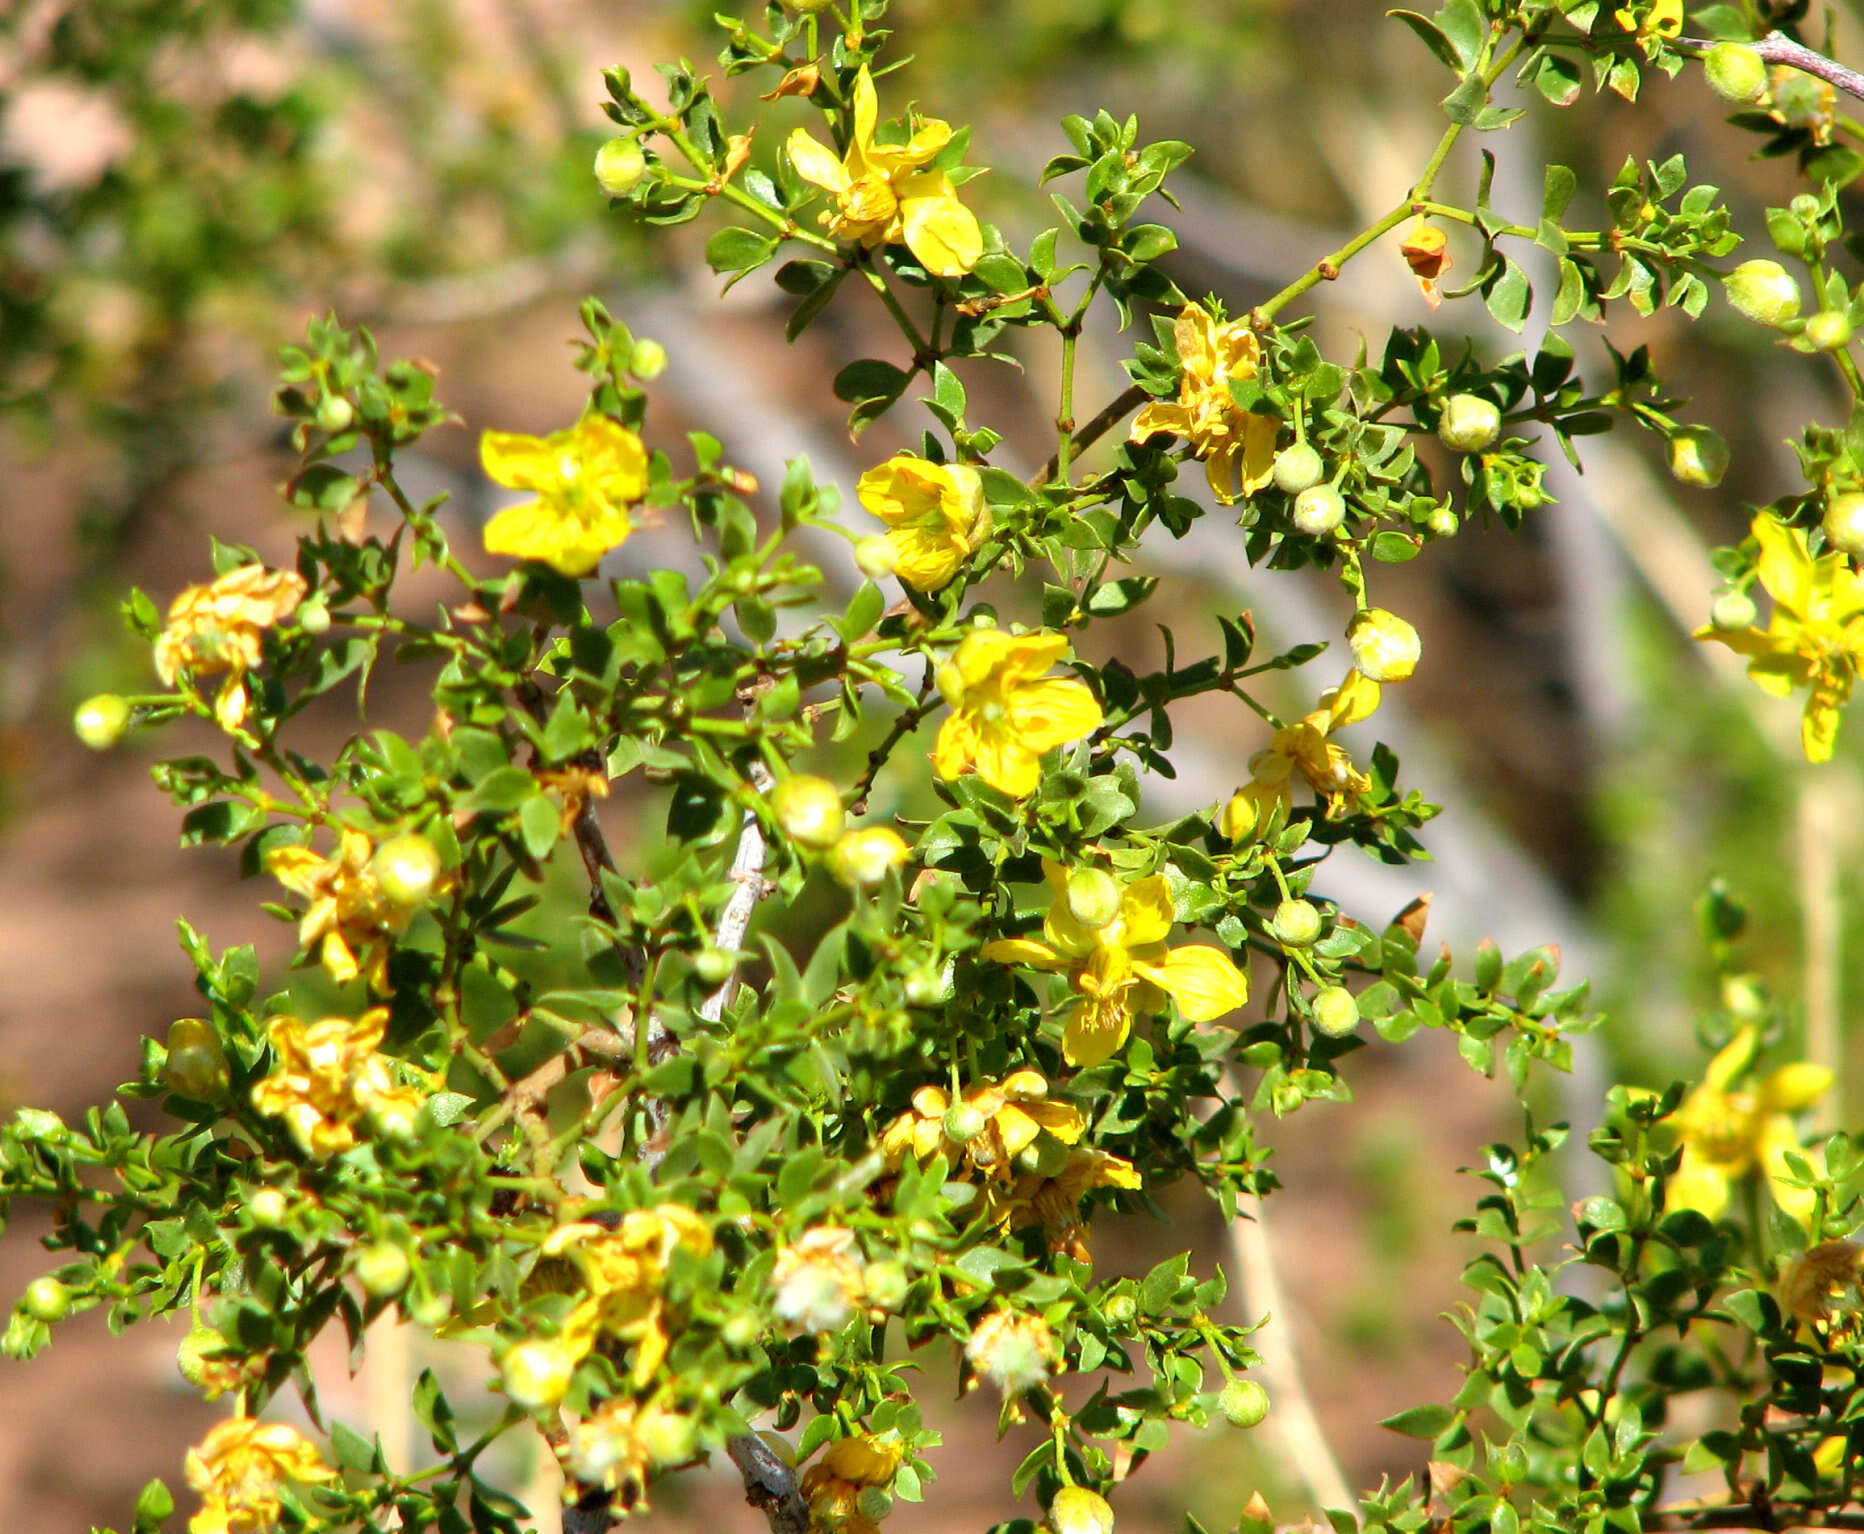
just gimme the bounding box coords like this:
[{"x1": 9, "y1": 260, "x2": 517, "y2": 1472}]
[
  {"x1": 1218, "y1": 1378, "x2": 1271, "y2": 1428},
  {"x1": 162, "y1": 1018, "x2": 229, "y2": 1102},
  {"x1": 854, "y1": 535, "x2": 898, "y2": 580},
  {"x1": 1667, "y1": 426, "x2": 1729, "y2": 489},
  {"x1": 1806, "y1": 311, "x2": 1854, "y2": 352},
  {"x1": 73, "y1": 693, "x2": 131, "y2": 750},
  {"x1": 1725, "y1": 259, "x2": 1802, "y2": 327},
  {"x1": 1051, "y1": 1486, "x2": 1116, "y2": 1534},
  {"x1": 855, "y1": 1487, "x2": 894, "y2": 1523},
  {"x1": 770, "y1": 774, "x2": 845, "y2": 850},
  {"x1": 1271, "y1": 898, "x2": 1323, "y2": 948},
  {"x1": 1709, "y1": 589, "x2": 1757, "y2": 631},
  {"x1": 1825, "y1": 492, "x2": 1864, "y2": 558},
  {"x1": 21, "y1": 1276, "x2": 71, "y2": 1323},
  {"x1": 629, "y1": 337, "x2": 669, "y2": 379},
  {"x1": 1438, "y1": 393, "x2": 1501, "y2": 453},
  {"x1": 248, "y1": 1188, "x2": 290, "y2": 1228},
  {"x1": 501, "y1": 1338, "x2": 576, "y2": 1411},
  {"x1": 1064, "y1": 867, "x2": 1123, "y2": 930},
  {"x1": 943, "y1": 1102, "x2": 988, "y2": 1144},
  {"x1": 372, "y1": 832, "x2": 444, "y2": 909},
  {"x1": 862, "y1": 1259, "x2": 910, "y2": 1312},
  {"x1": 828, "y1": 826, "x2": 909, "y2": 887},
  {"x1": 637, "y1": 1405, "x2": 700, "y2": 1468},
  {"x1": 1015, "y1": 1130, "x2": 1072, "y2": 1179},
  {"x1": 1272, "y1": 442, "x2": 1324, "y2": 495},
  {"x1": 296, "y1": 597, "x2": 331, "y2": 635},
  {"x1": 1347, "y1": 607, "x2": 1422, "y2": 683},
  {"x1": 1721, "y1": 972, "x2": 1770, "y2": 1021},
  {"x1": 1425, "y1": 506, "x2": 1460, "y2": 538},
  {"x1": 594, "y1": 137, "x2": 647, "y2": 198},
  {"x1": 176, "y1": 1325, "x2": 232, "y2": 1389},
  {"x1": 693, "y1": 946, "x2": 736, "y2": 987},
  {"x1": 1102, "y1": 1292, "x2": 1137, "y2": 1328},
  {"x1": 783, "y1": 0, "x2": 835, "y2": 10},
  {"x1": 1291, "y1": 483, "x2": 1346, "y2": 536},
  {"x1": 314, "y1": 394, "x2": 354, "y2": 433},
  {"x1": 1703, "y1": 42, "x2": 1769, "y2": 104},
  {"x1": 722, "y1": 1311, "x2": 761, "y2": 1350},
  {"x1": 354, "y1": 1241, "x2": 411, "y2": 1299},
  {"x1": 1310, "y1": 985, "x2": 1360, "y2": 1038}
]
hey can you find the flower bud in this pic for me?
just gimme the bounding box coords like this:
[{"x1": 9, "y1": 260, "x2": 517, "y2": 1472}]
[
  {"x1": 693, "y1": 946, "x2": 736, "y2": 987},
  {"x1": 21, "y1": 1276, "x2": 71, "y2": 1323},
  {"x1": 770, "y1": 774, "x2": 845, "y2": 850},
  {"x1": 1310, "y1": 985, "x2": 1360, "y2": 1038},
  {"x1": 1825, "y1": 492, "x2": 1864, "y2": 558},
  {"x1": 943, "y1": 1101, "x2": 988, "y2": 1144},
  {"x1": 314, "y1": 395, "x2": 354, "y2": 433},
  {"x1": 162, "y1": 1018, "x2": 229, "y2": 1102},
  {"x1": 1425, "y1": 506, "x2": 1460, "y2": 539},
  {"x1": 630, "y1": 337, "x2": 669, "y2": 380},
  {"x1": 372, "y1": 832, "x2": 444, "y2": 909},
  {"x1": 1014, "y1": 1130, "x2": 1072, "y2": 1179},
  {"x1": 593, "y1": 137, "x2": 647, "y2": 198},
  {"x1": 1051, "y1": 1486, "x2": 1116, "y2": 1534},
  {"x1": 248, "y1": 1188, "x2": 290, "y2": 1228},
  {"x1": 1806, "y1": 311, "x2": 1854, "y2": 352},
  {"x1": 1218, "y1": 1378, "x2": 1270, "y2": 1428},
  {"x1": 1725, "y1": 259, "x2": 1802, "y2": 327},
  {"x1": 1064, "y1": 867, "x2": 1123, "y2": 930},
  {"x1": 1347, "y1": 607, "x2": 1421, "y2": 683},
  {"x1": 1437, "y1": 393, "x2": 1501, "y2": 453},
  {"x1": 828, "y1": 826, "x2": 909, "y2": 888},
  {"x1": 1667, "y1": 426, "x2": 1729, "y2": 489},
  {"x1": 1271, "y1": 898, "x2": 1323, "y2": 948},
  {"x1": 1703, "y1": 42, "x2": 1768, "y2": 104},
  {"x1": 296, "y1": 597, "x2": 331, "y2": 635},
  {"x1": 1272, "y1": 442, "x2": 1324, "y2": 495},
  {"x1": 783, "y1": 0, "x2": 835, "y2": 10},
  {"x1": 353, "y1": 1241, "x2": 411, "y2": 1299},
  {"x1": 861, "y1": 1259, "x2": 911, "y2": 1312},
  {"x1": 1291, "y1": 483, "x2": 1346, "y2": 536},
  {"x1": 73, "y1": 693, "x2": 131, "y2": 751},
  {"x1": 1218, "y1": 789, "x2": 1260, "y2": 843},
  {"x1": 1721, "y1": 972, "x2": 1770, "y2": 1021},
  {"x1": 501, "y1": 1338, "x2": 576, "y2": 1411},
  {"x1": 637, "y1": 1404, "x2": 700, "y2": 1468},
  {"x1": 1102, "y1": 1292, "x2": 1137, "y2": 1329},
  {"x1": 1709, "y1": 589, "x2": 1757, "y2": 631},
  {"x1": 854, "y1": 535, "x2": 898, "y2": 580}
]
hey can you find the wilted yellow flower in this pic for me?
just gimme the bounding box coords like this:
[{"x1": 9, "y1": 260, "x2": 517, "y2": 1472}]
[
  {"x1": 771, "y1": 1225, "x2": 865, "y2": 1334},
  {"x1": 801, "y1": 1434, "x2": 903, "y2": 1534},
  {"x1": 543, "y1": 1205, "x2": 714, "y2": 1386},
  {"x1": 1669, "y1": 1026, "x2": 1831, "y2": 1226},
  {"x1": 1347, "y1": 607, "x2": 1421, "y2": 683},
  {"x1": 1129, "y1": 304, "x2": 1278, "y2": 505},
  {"x1": 880, "y1": 1068, "x2": 1084, "y2": 1179},
  {"x1": 1613, "y1": 0, "x2": 1681, "y2": 37},
  {"x1": 266, "y1": 827, "x2": 408, "y2": 991},
  {"x1": 856, "y1": 454, "x2": 989, "y2": 590},
  {"x1": 1051, "y1": 1486, "x2": 1117, "y2": 1534},
  {"x1": 933, "y1": 628, "x2": 1103, "y2": 797},
  {"x1": 479, "y1": 414, "x2": 648, "y2": 577},
  {"x1": 1779, "y1": 1240, "x2": 1864, "y2": 1337},
  {"x1": 250, "y1": 1007, "x2": 425, "y2": 1158},
  {"x1": 561, "y1": 1396, "x2": 697, "y2": 1504},
  {"x1": 966, "y1": 1308, "x2": 1056, "y2": 1395},
  {"x1": 1219, "y1": 669, "x2": 1382, "y2": 838},
  {"x1": 786, "y1": 66, "x2": 982, "y2": 277},
  {"x1": 1399, "y1": 217, "x2": 1451, "y2": 309},
  {"x1": 184, "y1": 1416, "x2": 334, "y2": 1534},
  {"x1": 982, "y1": 863, "x2": 1248, "y2": 1067},
  {"x1": 1696, "y1": 513, "x2": 1864, "y2": 761},
  {"x1": 154, "y1": 564, "x2": 308, "y2": 732},
  {"x1": 983, "y1": 1145, "x2": 1142, "y2": 1261}
]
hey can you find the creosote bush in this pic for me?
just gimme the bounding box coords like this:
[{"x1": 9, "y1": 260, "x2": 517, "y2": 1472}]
[{"x1": 11, "y1": 4, "x2": 1864, "y2": 1534}]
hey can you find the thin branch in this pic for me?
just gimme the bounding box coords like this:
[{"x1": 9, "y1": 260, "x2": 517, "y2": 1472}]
[
  {"x1": 1033, "y1": 381, "x2": 1150, "y2": 486},
  {"x1": 727, "y1": 1432, "x2": 811, "y2": 1534},
  {"x1": 1675, "y1": 30, "x2": 1864, "y2": 103},
  {"x1": 698, "y1": 761, "x2": 776, "y2": 1025}
]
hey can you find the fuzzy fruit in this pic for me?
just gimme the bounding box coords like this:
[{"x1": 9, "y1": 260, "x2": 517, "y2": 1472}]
[
  {"x1": 1725, "y1": 260, "x2": 1803, "y2": 327},
  {"x1": 1438, "y1": 393, "x2": 1501, "y2": 453},
  {"x1": 1667, "y1": 426, "x2": 1730, "y2": 489},
  {"x1": 1291, "y1": 483, "x2": 1346, "y2": 536},
  {"x1": 1703, "y1": 42, "x2": 1769, "y2": 105},
  {"x1": 1272, "y1": 442, "x2": 1324, "y2": 495},
  {"x1": 593, "y1": 137, "x2": 647, "y2": 198},
  {"x1": 73, "y1": 693, "x2": 131, "y2": 750}
]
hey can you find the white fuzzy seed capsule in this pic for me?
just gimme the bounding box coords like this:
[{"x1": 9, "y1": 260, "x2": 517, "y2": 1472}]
[
  {"x1": 1347, "y1": 607, "x2": 1422, "y2": 683},
  {"x1": 593, "y1": 137, "x2": 647, "y2": 198},
  {"x1": 1050, "y1": 1487, "x2": 1116, "y2": 1534},
  {"x1": 770, "y1": 774, "x2": 845, "y2": 850},
  {"x1": 1272, "y1": 442, "x2": 1324, "y2": 495},
  {"x1": 1703, "y1": 42, "x2": 1769, "y2": 104},
  {"x1": 1438, "y1": 394, "x2": 1501, "y2": 453},
  {"x1": 501, "y1": 1339, "x2": 576, "y2": 1411},
  {"x1": 853, "y1": 535, "x2": 898, "y2": 580},
  {"x1": 1218, "y1": 1378, "x2": 1270, "y2": 1428},
  {"x1": 1271, "y1": 898, "x2": 1323, "y2": 948},
  {"x1": 1724, "y1": 260, "x2": 1803, "y2": 328},
  {"x1": 73, "y1": 693, "x2": 131, "y2": 750},
  {"x1": 1310, "y1": 985, "x2": 1360, "y2": 1038},
  {"x1": 1064, "y1": 867, "x2": 1123, "y2": 929},
  {"x1": 1805, "y1": 311, "x2": 1854, "y2": 352},
  {"x1": 1291, "y1": 483, "x2": 1346, "y2": 536}
]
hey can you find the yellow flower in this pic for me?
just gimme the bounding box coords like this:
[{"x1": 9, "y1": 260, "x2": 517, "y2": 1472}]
[
  {"x1": 154, "y1": 564, "x2": 308, "y2": 732},
  {"x1": 561, "y1": 1397, "x2": 696, "y2": 1504},
  {"x1": 542, "y1": 1205, "x2": 713, "y2": 1386},
  {"x1": 856, "y1": 454, "x2": 990, "y2": 590},
  {"x1": 981, "y1": 863, "x2": 1248, "y2": 1067},
  {"x1": 1129, "y1": 304, "x2": 1279, "y2": 505},
  {"x1": 801, "y1": 1434, "x2": 903, "y2": 1534},
  {"x1": 250, "y1": 1007, "x2": 424, "y2": 1158},
  {"x1": 1613, "y1": 0, "x2": 1682, "y2": 36},
  {"x1": 265, "y1": 827, "x2": 408, "y2": 991},
  {"x1": 983, "y1": 1145, "x2": 1143, "y2": 1261},
  {"x1": 933, "y1": 628, "x2": 1103, "y2": 797},
  {"x1": 185, "y1": 1417, "x2": 334, "y2": 1534},
  {"x1": 1697, "y1": 513, "x2": 1864, "y2": 761},
  {"x1": 479, "y1": 414, "x2": 648, "y2": 577},
  {"x1": 1219, "y1": 669, "x2": 1381, "y2": 838},
  {"x1": 771, "y1": 1225, "x2": 865, "y2": 1334},
  {"x1": 1668, "y1": 1025, "x2": 1832, "y2": 1226},
  {"x1": 786, "y1": 67, "x2": 982, "y2": 277},
  {"x1": 880, "y1": 1068, "x2": 1085, "y2": 1179}
]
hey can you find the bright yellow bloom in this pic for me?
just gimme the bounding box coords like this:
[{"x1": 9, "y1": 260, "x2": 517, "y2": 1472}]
[
  {"x1": 771, "y1": 1225, "x2": 865, "y2": 1334},
  {"x1": 154, "y1": 564, "x2": 308, "y2": 732},
  {"x1": 801, "y1": 1434, "x2": 903, "y2": 1534},
  {"x1": 981, "y1": 862, "x2": 1249, "y2": 1067},
  {"x1": 1697, "y1": 513, "x2": 1864, "y2": 761},
  {"x1": 185, "y1": 1417, "x2": 334, "y2": 1534},
  {"x1": 1219, "y1": 669, "x2": 1382, "y2": 838},
  {"x1": 880, "y1": 1068, "x2": 1084, "y2": 1180},
  {"x1": 1668, "y1": 1026, "x2": 1831, "y2": 1226},
  {"x1": 933, "y1": 628, "x2": 1103, "y2": 797},
  {"x1": 266, "y1": 827, "x2": 408, "y2": 991},
  {"x1": 542, "y1": 1205, "x2": 713, "y2": 1386},
  {"x1": 1613, "y1": 0, "x2": 1682, "y2": 36},
  {"x1": 479, "y1": 414, "x2": 648, "y2": 577},
  {"x1": 983, "y1": 1145, "x2": 1142, "y2": 1261},
  {"x1": 1129, "y1": 305, "x2": 1279, "y2": 505},
  {"x1": 856, "y1": 454, "x2": 989, "y2": 590},
  {"x1": 786, "y1": 67, "x2": 982, "y2": 277},
  {"x1": 250, "y1": 1007, "x2": 425, "y2": 1158}
]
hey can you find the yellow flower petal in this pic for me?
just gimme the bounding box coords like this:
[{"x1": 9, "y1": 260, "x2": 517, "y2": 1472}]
[
  {"x1": 1003, "y1": 676, "x2": 1103, "y2": 755},
  {"x1": 1753, "y1": 513, "x2": 1814, "y2": 618},
  {"x1": 979, "y1": 937, "x2": 1067, "y2": 970},
  {"x1": 898, "y1": 176, "x2": 983, "y2": 277},
  {"x1": 1761, "y1": 1060, "x2": 1835, "y2": 1113},
  {"x1": 1135, "y1": 943, "x2": 1250, "y2": 1021},
  {"x1": 786, "y1": 127, "x2": 848, "y2": 193},
  {"x1": 1118, "y1": 875, "x2": 1176, "y2": 947},
  {"x1": 1669, "y1": 1143, "x2": 1732, "y2": 1220}
]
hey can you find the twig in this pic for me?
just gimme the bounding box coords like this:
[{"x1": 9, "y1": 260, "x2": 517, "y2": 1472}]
[
  {"x1": 698, "y1": 761, "x2": 776, "y2": 1025},
  {"x1": 1674, "y1": 31, "x2": 1864, "y2": 103},
  {"x1": 727, "y1": 1432, "x2": 811, "y2": 1534},
  {"x1": 1033, "y1": 381, "x2": 1150, "y2": 486}
]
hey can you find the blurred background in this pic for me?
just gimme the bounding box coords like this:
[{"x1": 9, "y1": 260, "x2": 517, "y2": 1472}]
[{"x1": 2, "y1": 0, "x2": 1861, "y2": 1528}]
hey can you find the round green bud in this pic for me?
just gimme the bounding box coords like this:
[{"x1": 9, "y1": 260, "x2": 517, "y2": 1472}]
[
  {"x1": 372, "y1": 832, "x2": 444, "y2": 909},
  {"x1": 693, "y1": 946, "x2": 736, "y2": 988},
  {"x1": 1101, "y1": 1292, "x2": 1137, "y2": 1329},
  {"x1": 21, "y1": 1276, "x2": 71, "y2": 1323},
  {"x1": 943, "y1": 1102, "x2": 988, "y2": 1144},
  {"x1": 1709, "y1": 589, "x2": 1757, "y2": 631},
  {"x1": 1425, "y1": 506, "x2": 1460, "y2": 539},
  {"x1": 1347, "y1": 607, "x2": 1422, "y2": 683},
  {"x1": 1437, "y1": 393, "x2": 1501, "y2": 454},
  {"x1": 783, "y1": 0, "x2": 835, "y2": 11},
  {"x1": 314, "y1": 394, "x2": 354, "y2": 434},
  {"x1": 856, "y1": 1487, "x2": 895, "y2": 1524},
  {"x1": 176, "y1": 1325, "x2": 227, "y2": 1388},
  {"x1": 861, "y1": 1259, "x2": 911, "y2": 1312},
  {"x1": 405, "y1": 1285, "x2": 452, "y2": 1329},
  {"x1": 1826, "y1": 492, "x2": 1864, "y2": 558},
  {"x1": 1721, "y1": 972, "x2": 1770, "y2": 1021},
  {"x1": 248, "y1": 1188, "x2": 290, "y2": 1229},
  {"x1": 1310, "y1": 985, "x2": 1360, "y2": 1038},
  {"x1": 637, "y1": 1406, "x2": 700, "y2": 1468},
  {"x1": 1064, "y1": 867, "x2": 1123, "y2": 930},
  {"x1": 296, "y1": 597, "x2": 331, "y2": 636},
  {"x1": 1050, "y1": 1487, "x2": 1116, "y2": 1534},
  {"x1": 828, "y1": 826, "x2": 909, "y2": 888},
  {"x1": 903, "y1": 964, "x2": 951, "y2": 1007},
  {"x1": 1270, "y1": 898, "x2": 1323, "y2": 948},
  {"x1": 1218, "y1": 1378, "x2": 1271, "y2": 1429},
  {"x1": 1806, "y1": 311, "x2": 1854, "y2": 352},
  {"x1": 593, "y1": 137, "x2": 648, "y2": 198},
  {"x1": 770, "y1": 774, "x2": 845, "y2": 851},
  {"x1": 1272, "y1": 442, "x2": 1324, "y2": 495},
  {"x1": 1015, "y1": 1130, "x2": 1072, "y2": 1179},
  {"x1": 854, "y1": 535, "x2": 898, "y2": 580},
  {"x1": 354, "y1": 1241, "x2": 411, "y2": 1299},
  {"x1": 73, "y1": 693, "x2": 131, "y2": 751},
  {"x1": 1667, "y1": 426, "x2": 1730, "y2": 489},
  {"x1": 501, "y1": 1338, "x2": 576, "y2": 1411},
  {"x1": 1791, "y1": 193, "x2": 1823, "y2": 222},
  {"x1": 1725, "y1": 259, "x2": 1803, "y2": 328},
  {"x1": 722, "y1": 1312, "x2": 762, "y2": 1351},
  {"x1": 629, "y1": 337, "x2": 669, "y2": 380},
  {"x1": 1291, "y1": 483, "x2": 1346, "y2": 537},
  {"x1": 162, "y1": 1017, "x2": 229, "y2": 1103},
  {"x1": 1703, "y1": 42, "x2": 1769, "y2": 105}
]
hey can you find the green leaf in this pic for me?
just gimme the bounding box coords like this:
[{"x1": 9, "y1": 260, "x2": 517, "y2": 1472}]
[
  {"x1": 1485, "y1": 257, "x2": 1532, "y2": 332},
  {"x1": 519, "y1": 792, "x2": 560, "y2": 859},
  {"x1": 1379, "y1": 1403, "x2": 1455, "y2": 1438},
  {"x1": 705, "y1": 225, "x2": 780, "y2": 277}
]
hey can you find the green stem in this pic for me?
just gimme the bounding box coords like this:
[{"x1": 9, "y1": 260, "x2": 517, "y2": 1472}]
[{"x1": 859, "y1": 255, "x2": 932, "y2": 359}]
